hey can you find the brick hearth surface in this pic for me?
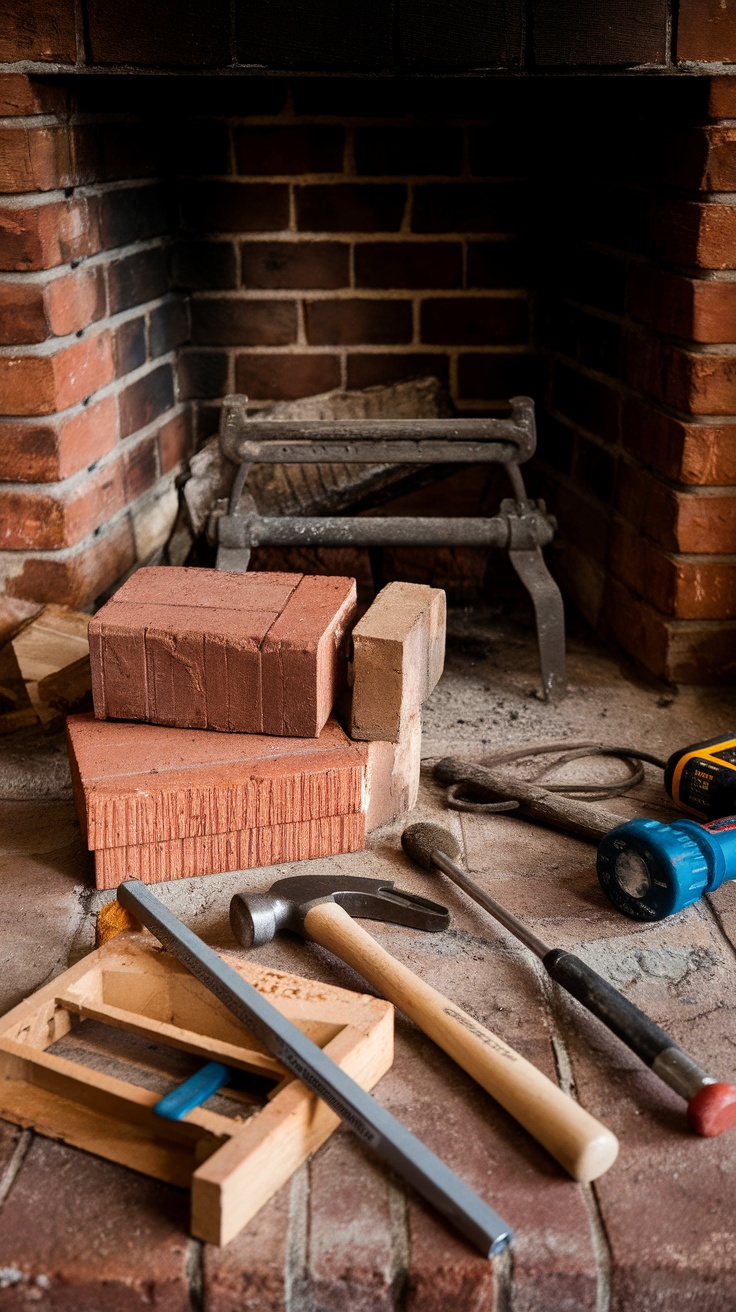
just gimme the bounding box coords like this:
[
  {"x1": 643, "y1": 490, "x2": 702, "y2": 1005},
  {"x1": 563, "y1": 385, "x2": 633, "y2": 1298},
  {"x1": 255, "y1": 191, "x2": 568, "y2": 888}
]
[{"x1": 1, "y1": 609, "x2": 736, "y2": 1310}]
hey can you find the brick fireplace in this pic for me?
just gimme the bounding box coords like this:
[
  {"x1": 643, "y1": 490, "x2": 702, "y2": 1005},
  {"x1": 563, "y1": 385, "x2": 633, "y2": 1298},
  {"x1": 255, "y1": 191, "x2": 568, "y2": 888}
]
[{"x1": 2, "y1": 2, "x2": 736, "y2": 684}]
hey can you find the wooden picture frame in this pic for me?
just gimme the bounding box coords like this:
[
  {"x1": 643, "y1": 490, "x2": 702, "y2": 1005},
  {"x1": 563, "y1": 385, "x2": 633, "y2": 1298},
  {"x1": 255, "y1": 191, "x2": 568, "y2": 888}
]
[{"x1": 0, "y1": 931, "x2": 393, "y2": 1245}]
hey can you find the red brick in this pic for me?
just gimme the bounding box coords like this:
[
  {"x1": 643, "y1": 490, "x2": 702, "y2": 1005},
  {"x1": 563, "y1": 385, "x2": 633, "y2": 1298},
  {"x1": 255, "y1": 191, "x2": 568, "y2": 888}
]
[
  {"x1": 122, "y1": 435, "x2": 159, "y2": 500},
  {"x1": 234, "y1": 351, "x2": 341, "y2": 399},
  {"x1": 456, "y1": 352, "x2": 539, "y2": 401},
  {"x1": 106, "y1": 247, "x2": 168, "y2": 315},
  {"x1": 96, "y1": 812, "x2": 366, "y2": 887},
  {"x1": 0, "y1": 460, "x2": 125, "y2": 550},
  {"x1": 234, "y1": 125, "x2": 345, "y2": 175},
  {"x1": 305, "y1": 298, "x2": 412, "y2": 346},
  {"x1": 203, "y1": 1180, "x2": 290, "y2": 1311},
  {"x1": 149, "y1": 297, "x2": 189, "y2": 359},
  {"x1": 627, "y1": 267, "x2": 736, "y2": 343},
  {"x1": 112, "y1": 316, "x2": 146, "y2": 378},
  {"x1": 241, "y1": 240, "x2": 349, "y2": 289},
  {"x1": 355, "y1": 126, "x2": 463, "y2": 176},
  {"x1": 0, "y1": 1134, "x2": 191, "y2": 1307},
  {"x1": 118, "y1": 362, "x2": 175, "y2": 438},
  {"x1": 158, "y1": 409, "x2": 194, "y2": 473},
  {"x1": 0, "y1": 125, "x2": 73, "y2": 194},
  {"x1": 412, "y1": 183, "x2": 521, "y2": 234},
  {"x1": 604, "y1": 577, "x2": 736, "y2": 681},
  {"x1": 355, "y1": 241, "x2": 462, "y2": 290},
  {"x1": 677, "y1": 0, "x2": 736, "y2": 62},
  {"x1": 621, "y1": 399, "x2": 736, "y2": 484},
  {"x1": 0, "y1": 395, "x2": 119, "y2": 483},
  {"x1": 89, "y1": 566, "x2": 356, "y2": 737},
  {"x1": 610, "y1": 518, "x2": 736, "y2": 619},
  {"x1": 663, "y1": 125, "x2": 736, "y2": 190},
  {"x1": 552, "y1": 479, "x2": 610, "y2": 561},
  {"x1": 295, "y1": 184, "x2": 407, "y2": 233},
  {"x1": 177, "y1": 348, "x2": 229, "y2": 399},
  {"x1": 191, "y1": 296, "x2": 297, "y2": 346},
  {"x1": 45, "y1": 265, "x2": 107, "y2": 336},
  {"x1": 0, "y1": 282, "x2": 46, "y2": 344},
  {"x1": 616, "y1": 461, "x2": 736, "y2": 553},
  {"x1": 86, "y1": 0, "x2": 230, "y2": 66},
  {"x1": 5, "y1": 514, "x2": 136, "y2": 607},
  {"x1": 0, "y1": 0, "x2": 76, "y2": 63},
  {"x1": 551, "y1": 364, "x2": 619, "y2": 446},
  {"x1": 421, "y1": 296, "x2": 528, "y2": 345},
  {"x1": 346, "y1": 352, "x2": 450, "y2": 389},
  {"x1": 261, "y1": 573, "x2": 358, "y2": 736},
  {"x1": 625, "y1": 333, "x2": 736, "y2": 414},
  {"x1": 651, "y1": 200, "x2": 736, "y2": 269},
  {"x1": 466, "y1": 240, "x2": 528, "y2": 289},
  {"x1": 0, "y1": 197, "x2": 101, "y2": 272},
  {"x1": 707, "y1": 76, "x2": 736, "y2": 118},
  {"x1": 0, "y1": 73, "x2": 68, "y2": 117},
  {"x1": 306, "y1": 1133, "x2": 394, "y2": 1310},
  {"x1": 180, "y1": 181, "x2": 290, "y2": 233},
  {"x1": 0, "y1": 330, "x2": 114, "y2": 417}
]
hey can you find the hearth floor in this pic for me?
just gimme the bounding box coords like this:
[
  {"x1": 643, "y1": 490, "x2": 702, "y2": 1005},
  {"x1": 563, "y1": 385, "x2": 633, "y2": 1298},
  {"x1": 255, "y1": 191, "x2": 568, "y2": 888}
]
[{"x1": 1, "y1": 605, "x2": 736, "y2": 1310}]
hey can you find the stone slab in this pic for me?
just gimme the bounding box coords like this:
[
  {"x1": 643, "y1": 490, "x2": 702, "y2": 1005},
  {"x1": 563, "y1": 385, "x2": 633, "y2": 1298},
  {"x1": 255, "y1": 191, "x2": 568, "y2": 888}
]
[{"x1": 89, "y1": 567, "x2": 357, "y2": 738}]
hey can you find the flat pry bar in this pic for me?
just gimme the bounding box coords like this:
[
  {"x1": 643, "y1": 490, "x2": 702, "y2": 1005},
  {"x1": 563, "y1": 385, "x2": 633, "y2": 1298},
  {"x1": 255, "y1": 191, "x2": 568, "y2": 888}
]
[{"x1": 118, "y1": 880, "x2": 513, "y2": 1258}]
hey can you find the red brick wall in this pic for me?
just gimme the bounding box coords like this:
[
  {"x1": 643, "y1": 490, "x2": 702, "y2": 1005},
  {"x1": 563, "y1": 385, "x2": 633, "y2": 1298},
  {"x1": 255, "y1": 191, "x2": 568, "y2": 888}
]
[
  {"x1": 0, "y1": 73, "x2": 192, "y2": 605},
  {"x1": 172, "y1": 79, "x2": 535, "y2": 447},
  {"x1": 2, "y1": 71, "x2": 736, "y2": 682},
  {"x1": 531, "y1": 79, "x2": 736, "y2": 681}
]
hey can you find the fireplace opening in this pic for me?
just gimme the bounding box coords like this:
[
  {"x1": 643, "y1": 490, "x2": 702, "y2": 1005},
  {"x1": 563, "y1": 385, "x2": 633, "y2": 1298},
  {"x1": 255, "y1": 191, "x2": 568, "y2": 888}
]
[{"x1": 1, "y1": 71, "x2": 733, "y2": 682}]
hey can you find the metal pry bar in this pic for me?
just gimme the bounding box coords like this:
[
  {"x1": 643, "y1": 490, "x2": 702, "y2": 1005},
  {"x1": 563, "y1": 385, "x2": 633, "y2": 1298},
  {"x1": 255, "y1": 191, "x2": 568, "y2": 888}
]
[{"x1": 117, "y1": 880, "x2": 513, "y2": 1258}]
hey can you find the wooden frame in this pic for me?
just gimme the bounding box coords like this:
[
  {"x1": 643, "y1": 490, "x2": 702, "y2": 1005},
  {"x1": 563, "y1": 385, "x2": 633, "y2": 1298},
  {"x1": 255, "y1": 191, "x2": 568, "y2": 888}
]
[{"x1": 0, "y1": 931, "x2": 393, "y2": 1245}]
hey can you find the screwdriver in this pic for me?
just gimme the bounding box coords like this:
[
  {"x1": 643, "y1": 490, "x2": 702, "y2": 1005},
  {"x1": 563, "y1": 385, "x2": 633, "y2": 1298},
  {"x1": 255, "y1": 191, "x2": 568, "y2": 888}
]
[{"x1": 401, "y1": 822, "x2": 736, "y2": 1137}]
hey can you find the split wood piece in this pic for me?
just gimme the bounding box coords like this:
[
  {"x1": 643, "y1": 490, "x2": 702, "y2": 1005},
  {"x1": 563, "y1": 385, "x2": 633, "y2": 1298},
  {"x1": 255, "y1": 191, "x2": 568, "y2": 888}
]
[
  {"x1": 88, "y1": 567, "x2": 357, "y2": 738},
  {"x1": 348, "y1": 582, "x2": 446, "y2": 743},
  {"x1": 5, "y1": 602, "x2": 91, "y2": 728},
  {"x1": 0, "y1": 930, "x2": 393, "y2": 1246}
]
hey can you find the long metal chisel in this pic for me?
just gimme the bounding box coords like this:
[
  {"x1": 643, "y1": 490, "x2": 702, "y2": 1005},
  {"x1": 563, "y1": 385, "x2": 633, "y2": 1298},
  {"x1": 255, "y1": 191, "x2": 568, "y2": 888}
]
[{"x1": 118, "y1": 879, "x2": 513, "y2": 1258}]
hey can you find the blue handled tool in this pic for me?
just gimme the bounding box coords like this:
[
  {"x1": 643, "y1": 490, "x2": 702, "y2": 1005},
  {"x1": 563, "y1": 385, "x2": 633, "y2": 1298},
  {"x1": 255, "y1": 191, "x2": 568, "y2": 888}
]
[
  {"x1": 597, "y1": 814, "x2": 736, "y2": 922},
  {"x1": 154, "y1": 1061, "x2": 232, "y2": 1121}
]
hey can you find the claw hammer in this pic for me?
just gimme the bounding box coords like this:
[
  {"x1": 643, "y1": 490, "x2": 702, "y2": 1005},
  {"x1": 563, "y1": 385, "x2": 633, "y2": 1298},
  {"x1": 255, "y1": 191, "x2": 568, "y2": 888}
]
[{"x1": 230, "y1": 872, "x2": 618, "y2": 1182}]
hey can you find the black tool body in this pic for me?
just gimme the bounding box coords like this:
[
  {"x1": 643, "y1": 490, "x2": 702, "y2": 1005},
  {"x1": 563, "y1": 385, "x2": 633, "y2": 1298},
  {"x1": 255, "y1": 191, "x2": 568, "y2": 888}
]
[{"x1": 665, "y1": 735, "x2": 736, "y2": 820}]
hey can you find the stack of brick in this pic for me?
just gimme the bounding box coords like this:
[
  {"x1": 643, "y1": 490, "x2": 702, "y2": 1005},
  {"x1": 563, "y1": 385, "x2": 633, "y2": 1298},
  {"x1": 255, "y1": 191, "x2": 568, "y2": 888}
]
[{"x1": 67, "y1": 567, "x2": 446, "y2": 888}]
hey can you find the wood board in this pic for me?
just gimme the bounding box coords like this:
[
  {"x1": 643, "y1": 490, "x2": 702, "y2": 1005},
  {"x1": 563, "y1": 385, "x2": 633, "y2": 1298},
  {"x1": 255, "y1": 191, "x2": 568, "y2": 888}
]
[{"x1": 0, "y1": 930, "x2": 393, "y2": 1245}]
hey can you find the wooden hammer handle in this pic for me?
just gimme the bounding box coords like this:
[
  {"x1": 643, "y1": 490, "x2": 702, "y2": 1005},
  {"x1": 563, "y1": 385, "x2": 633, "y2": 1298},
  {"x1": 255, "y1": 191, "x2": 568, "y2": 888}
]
[{"x1": 303, "y1": 901, "x2": 618, "y2": 1183}]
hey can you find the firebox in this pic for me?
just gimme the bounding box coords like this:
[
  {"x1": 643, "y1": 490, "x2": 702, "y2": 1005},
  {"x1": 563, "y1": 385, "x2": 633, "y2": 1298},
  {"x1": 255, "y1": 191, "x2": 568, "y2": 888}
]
[{"x1": 1, "y1": 1, "x2": 736, "y2": 683}]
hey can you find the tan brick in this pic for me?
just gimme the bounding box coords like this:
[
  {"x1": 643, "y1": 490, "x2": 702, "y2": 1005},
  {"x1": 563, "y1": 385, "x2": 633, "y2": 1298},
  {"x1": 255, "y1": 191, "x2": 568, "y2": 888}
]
[{"x1": 349, "y1": 581, "x2": 446, "y2": 743}]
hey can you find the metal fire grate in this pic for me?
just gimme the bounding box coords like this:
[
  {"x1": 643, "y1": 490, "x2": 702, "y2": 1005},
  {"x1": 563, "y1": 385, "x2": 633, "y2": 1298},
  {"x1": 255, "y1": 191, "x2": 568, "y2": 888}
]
[{"x1": 215, "y1": 394, "x2": 566, "y2": 701}]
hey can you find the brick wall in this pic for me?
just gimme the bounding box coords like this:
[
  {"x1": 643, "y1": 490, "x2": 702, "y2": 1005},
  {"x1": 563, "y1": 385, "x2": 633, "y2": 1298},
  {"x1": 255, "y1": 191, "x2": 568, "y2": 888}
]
[
  {"x1": 173, "y1": 79, "x2": 535, "y2": 446},
  {"x1": 0, "y1": 73, "x2": 192, "y2": 605},
  {"x1": 2, "y1": 70, "x2": 736, "y2": 681},
  {"x1": 531, "y1": 79, "x2": 736, "y2": 682}
]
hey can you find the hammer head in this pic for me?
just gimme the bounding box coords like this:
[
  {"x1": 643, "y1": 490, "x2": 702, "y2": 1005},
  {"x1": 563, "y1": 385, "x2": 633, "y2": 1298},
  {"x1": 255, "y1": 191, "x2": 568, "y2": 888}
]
[{"x1": 230, "y1": 873, "x2": 450, "y2": 949}]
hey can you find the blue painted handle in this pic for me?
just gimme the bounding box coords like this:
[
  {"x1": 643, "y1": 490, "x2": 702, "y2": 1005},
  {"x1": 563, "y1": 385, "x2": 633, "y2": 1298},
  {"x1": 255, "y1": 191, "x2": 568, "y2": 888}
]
[{"x1": 154, "y1": 1060, "x2": 231, "y2": 1121}]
